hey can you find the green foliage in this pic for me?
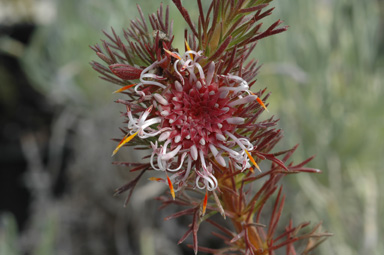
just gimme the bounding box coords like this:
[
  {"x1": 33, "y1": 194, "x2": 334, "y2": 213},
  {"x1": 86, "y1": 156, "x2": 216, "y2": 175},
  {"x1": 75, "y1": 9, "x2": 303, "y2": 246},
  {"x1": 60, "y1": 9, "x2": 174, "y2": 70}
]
[
  {"x1": 0, "y1": 213, "x2": 58, "y2": 255},
  {"x1": 0, "y1": 213, "x2": 20, "y2": 255},
  {"x1": 255, "y1": 0, "x2": 383, "y2": 254}
]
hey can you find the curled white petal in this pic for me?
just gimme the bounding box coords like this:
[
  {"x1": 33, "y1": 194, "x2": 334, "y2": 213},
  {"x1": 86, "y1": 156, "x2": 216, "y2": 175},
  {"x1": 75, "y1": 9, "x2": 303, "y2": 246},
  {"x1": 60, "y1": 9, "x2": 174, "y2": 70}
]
[
  {"x1": 218, "y1": 143, "x2": 240, "y2": 157},
  {"x1": 167, "y1": 152, "x2": 188, "y2": 172},
  {"x1": 225, "y1": 131, "x2": 253, "y2": 151},
  {"x1": 181, "y1": 156, "x2": 193, "y2": 182},
  {"x1": 195, "y1": 164, "x2": 218, "y2": 191},
  {"x1": 150, "y1": 142, "x2": 163, "y2": 171},
  {"x1": 137, "y1": 59, "x2": 167, "y2": 91},
  {"x1": 162, "y1": 145, "x2": 182, "y2": 161}
]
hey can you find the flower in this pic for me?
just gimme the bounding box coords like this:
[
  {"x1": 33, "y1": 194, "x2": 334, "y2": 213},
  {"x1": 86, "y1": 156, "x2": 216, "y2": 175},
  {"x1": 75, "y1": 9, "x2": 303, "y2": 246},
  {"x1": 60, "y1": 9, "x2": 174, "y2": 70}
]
[
  {"x1": 112, "y1": 44, "x2": 266, "y2": 194},
  {"x1": 92, "y1": 2, "x2": 329, "y2": 254}
]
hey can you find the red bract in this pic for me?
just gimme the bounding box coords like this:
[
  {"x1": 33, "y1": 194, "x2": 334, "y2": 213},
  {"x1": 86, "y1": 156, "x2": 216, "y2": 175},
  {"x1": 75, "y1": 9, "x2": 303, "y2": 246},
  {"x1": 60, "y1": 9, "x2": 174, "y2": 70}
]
[
  {"x1": 109, "y1": 64, "x2": 143, "y2": 80},
  {"x1": 91, "y1": 1, "x2": 330, "y2": 254}
]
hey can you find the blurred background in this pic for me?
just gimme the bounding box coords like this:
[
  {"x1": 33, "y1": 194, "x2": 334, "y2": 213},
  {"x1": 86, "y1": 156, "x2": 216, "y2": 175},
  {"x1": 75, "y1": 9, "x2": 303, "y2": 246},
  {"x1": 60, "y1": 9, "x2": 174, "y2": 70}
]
[{"x1": 0, "y1": 0, "x2": 383, "y2": 254}]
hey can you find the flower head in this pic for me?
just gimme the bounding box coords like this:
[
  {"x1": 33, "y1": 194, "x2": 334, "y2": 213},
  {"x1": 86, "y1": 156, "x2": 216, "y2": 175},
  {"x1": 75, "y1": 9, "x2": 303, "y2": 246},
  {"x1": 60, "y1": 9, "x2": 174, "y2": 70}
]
[
  {"x1": 110, "y1": 44, "x2": 268, "y2": 193},
  {"x1": 91, "y1": 2, "x2": 329, "y2": 254}
]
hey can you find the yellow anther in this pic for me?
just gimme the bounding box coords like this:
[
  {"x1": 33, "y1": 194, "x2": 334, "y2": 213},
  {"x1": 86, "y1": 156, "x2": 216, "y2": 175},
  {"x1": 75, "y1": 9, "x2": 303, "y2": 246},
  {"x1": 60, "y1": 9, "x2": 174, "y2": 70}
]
[
  {"x1": 202, "y1": 190, "x2": 208, "y2": 216},
  {"x1": 250, "y1": 91, "x2": 269, "y2": 112},
  {"x1": 166, "y1": 174, "x2": 175, "y2": 200},
  {"x1": 245, "y1": 149, "x2": 261, "y2": 172},
  {"x1": 164, "y1": 49, "x2": 181, "y2": 60},
  {"x1": 185, "y1": 39, "x2": 194, "y2": 60},
  {"x1": 256, "y1": 97, "x2": 269, "y2": 112},
  {"x1": 112, "y1": 84, "x2": 136, "y2": 94},
  {"x1": 148, "y1": 177, "x2": 164, "y2": 182},
  {"x1": 111, "y1": 131, "x2": 139, "y2": 156}
]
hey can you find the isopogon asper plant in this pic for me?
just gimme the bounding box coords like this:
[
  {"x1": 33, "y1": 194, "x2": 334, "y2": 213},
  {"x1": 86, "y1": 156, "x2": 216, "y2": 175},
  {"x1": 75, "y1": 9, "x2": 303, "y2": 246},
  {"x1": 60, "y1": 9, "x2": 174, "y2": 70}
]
[{"x1": 90, "y1": 0, "x2": 331, "y2": 254}]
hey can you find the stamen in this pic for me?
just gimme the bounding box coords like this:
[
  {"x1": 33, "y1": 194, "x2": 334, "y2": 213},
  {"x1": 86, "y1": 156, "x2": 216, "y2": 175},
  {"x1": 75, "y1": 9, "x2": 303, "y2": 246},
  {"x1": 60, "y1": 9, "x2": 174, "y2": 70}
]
[
  {"x1": 245, "y1": 149, "x2": 261, "y2": 172},
  {"x1": 256, "y1": 97, "x2": 269, "y2": 112},
  {"x1": 164, "y1": 49, "x2": 181, "y2": 60},
  {"x1": 166, "y1": 174, "x2": 175, "y2": 200},
  {"x1": 250, "y1": 91, "x2": 269, "y2": 112},
  {"x1": 185, "y1": 39, "x2": 194, "y2": 60},
  {"x1": 148, "y1": 177, "x2": 164, "y2": 182},
  {"x1": 202, "y1": 190, "x2": 208, "y2": 216},
  {"x1": 112, "y1": 84, "x2": 136, "y2": 94},
  {"x1": 112, "y1": 130, "x2": 139, "y2": 156}
]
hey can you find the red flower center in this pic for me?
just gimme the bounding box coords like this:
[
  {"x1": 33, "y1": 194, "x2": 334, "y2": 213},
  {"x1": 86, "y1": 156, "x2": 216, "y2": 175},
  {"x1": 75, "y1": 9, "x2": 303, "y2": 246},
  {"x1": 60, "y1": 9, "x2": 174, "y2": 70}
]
[{"x1": 160, "y1": 79, "x2": 235, "y2": 154}]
